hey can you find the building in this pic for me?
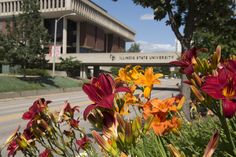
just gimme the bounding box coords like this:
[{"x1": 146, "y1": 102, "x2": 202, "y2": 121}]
[
  {"x1": 0, "y1": 0, "x2": 135, "y2": 54},
  {"x1": 0, "y1": 0, "x2": 179, "y2": 79}
]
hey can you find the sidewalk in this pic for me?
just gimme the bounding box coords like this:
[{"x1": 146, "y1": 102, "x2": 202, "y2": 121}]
[{"x1": 0, "y1": 87, "x2": 82, "y2": 99}]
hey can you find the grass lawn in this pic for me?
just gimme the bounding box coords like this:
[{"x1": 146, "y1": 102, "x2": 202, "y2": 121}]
[{"x1": 0, "y1": 76, "x2": 86, "y2": 92}]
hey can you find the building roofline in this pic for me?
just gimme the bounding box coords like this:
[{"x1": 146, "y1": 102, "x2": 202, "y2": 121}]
[{"x1": 84, "y1": 0, "x2": 135, "y2": 35}]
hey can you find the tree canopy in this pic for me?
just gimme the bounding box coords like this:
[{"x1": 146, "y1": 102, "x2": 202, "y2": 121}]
[
  {"x1": 126, "y1": 0, "x2": 236, "y2": 52},
  {"x1": 127, "y1": 43, "x2": 141, "y2": 52},
  {"x1": 0, "y1": 0, "x2": 49, "y2": 70}
]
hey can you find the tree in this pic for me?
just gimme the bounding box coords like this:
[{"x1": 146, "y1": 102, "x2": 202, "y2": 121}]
[
  {"x1": 130, "y1": 0, "x2": 235, "y2": 52},
  {"x1": 127, "y1": 42, "x2": 141, "y2": 52},
  {"x1": 112, "y1": 0, "x2": 235, "y2": 120},
  {"x1": 1, "y1": 0, "x2": 49, "y2": 72},
  {"x1": 193, "y1": 17, "x2": 236, "y2": 58}
]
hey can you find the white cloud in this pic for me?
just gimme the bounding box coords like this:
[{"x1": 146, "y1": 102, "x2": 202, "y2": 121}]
[
  {"x1": 140, "y1": 14, "x2": 154, "y2": 20},
  {"x1": 136, "y1": 41, "x2": 176, "y2": 53}
]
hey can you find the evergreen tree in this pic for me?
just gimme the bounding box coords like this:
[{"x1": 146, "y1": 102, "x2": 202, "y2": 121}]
[
  {"x1": 1, "y1": 0, "x2": 49, "y2": 71},
  {"x1": 127, "y1": 43, "x2": 141, "y2": 52}
]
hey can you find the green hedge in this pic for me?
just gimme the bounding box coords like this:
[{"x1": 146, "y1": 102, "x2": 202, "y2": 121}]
[{"x1": 18, "y1": 68, "x2": 50, "y2": 77}]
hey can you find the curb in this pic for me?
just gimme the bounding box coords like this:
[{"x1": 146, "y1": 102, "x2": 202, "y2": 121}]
[{"x1": 0, "y1": 87, "x2": 82, "y2": 99}]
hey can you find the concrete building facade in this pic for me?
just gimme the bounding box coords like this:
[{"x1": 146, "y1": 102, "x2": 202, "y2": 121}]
[{"x1": 0, "y1": 0, "x2": 135, "y2": 54}]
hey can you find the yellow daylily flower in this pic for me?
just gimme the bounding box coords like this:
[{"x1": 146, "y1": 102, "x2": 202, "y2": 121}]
[{"x1": 135, "y1": 67, "x2": 163, "y2": 98}]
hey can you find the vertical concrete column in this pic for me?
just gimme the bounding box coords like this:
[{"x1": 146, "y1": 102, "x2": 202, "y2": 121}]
[
  {"x1": 105, "y1": 34, "x2": 108, "y2": 53},
  {"x1": 80, "y1": 65, "x2": 87, "y2": 79},
  {"x1": 93, "y1": 66, "x2": 100, "y2": 77},
  {"x1": 62, "y1": 17, "x2": 67, "y2": 54},
  {"x1": 65, "y1": 0, "x2": 71, "y2": 9},
  {"x1": 76, "y1": 21, "x2": 80, "y2": 53},
  {"x1": 18, "y1": 1, "x2": 21, "y2": 11},
  {"x1": 10, "y1": 2, "x2": 12, "y2": 12}
]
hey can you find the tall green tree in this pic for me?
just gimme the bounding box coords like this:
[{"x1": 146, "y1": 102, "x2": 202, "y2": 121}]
[
  {"x1": 1, "y1": 0, "x2": 49, "y2": 71},
  {"x1": 127, "y1": 42, "x2": 141, "y2": 52},
  {"x1": 129, "y1": 0, "x2": 235, "y2": 52},
  {"x1": 113, "y1": 0, "x2": 235, "y2": 120}
]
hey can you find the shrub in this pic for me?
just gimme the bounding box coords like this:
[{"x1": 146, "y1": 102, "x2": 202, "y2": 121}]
[
  {"x1": 18, "y1": 68, "x2": 50, "y2": 77},
  {"x1": 58, "y1": 57, "x2": 81, "y2": 77}
]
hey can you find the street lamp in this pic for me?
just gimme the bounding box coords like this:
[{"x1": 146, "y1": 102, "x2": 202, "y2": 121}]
[{"x1": 52, "y1": 12, "x2": 76, "y2": 77}]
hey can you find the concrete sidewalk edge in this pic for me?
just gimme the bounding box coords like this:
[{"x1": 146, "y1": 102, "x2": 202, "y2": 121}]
[{"x1": 0, "y1": 87, "x2": 82, "y2": 99}]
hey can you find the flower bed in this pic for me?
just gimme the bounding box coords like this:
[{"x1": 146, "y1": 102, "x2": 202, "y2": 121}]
[{"x1": 0, "y1": 46, "x2": 235, "y2": 157}]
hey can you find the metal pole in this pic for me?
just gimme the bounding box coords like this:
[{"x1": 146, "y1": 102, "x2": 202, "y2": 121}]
[
  {"x1": 52, "y1": 19, "x2": 58, "y2": 77},
  {"x1": 52, "y1": 13, "x2": 76, "y2": 77}
]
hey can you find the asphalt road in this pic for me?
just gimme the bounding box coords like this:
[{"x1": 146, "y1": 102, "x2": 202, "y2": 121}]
[{"x1": 0, "y1": 79, "x2": 180, "y2": 156}]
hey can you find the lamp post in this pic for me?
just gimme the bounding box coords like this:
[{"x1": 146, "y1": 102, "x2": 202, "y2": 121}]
[{"x1": 52, "y1": 12, "x2": 76, "y2": 77}]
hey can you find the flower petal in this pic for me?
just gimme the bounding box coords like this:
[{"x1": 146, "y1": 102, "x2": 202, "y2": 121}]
[
  {"x1": 98, "y1": 74, "x2": 113, "y2": 96},
  {"x1": 97, "y1": 94, "x2": 115, "y2": 109},
  {"x1": 83, "y1": 104, "x2": 96, "y2": 120},
  {"x1": 222, "y1": 99, "x2": 236, "y2": 118},
  {"x1": 83, "y1": 84, "x2": 102, "y2": 102},
  {"x1": 115, "y1": 86, "x2": 131, "y2": 93}
]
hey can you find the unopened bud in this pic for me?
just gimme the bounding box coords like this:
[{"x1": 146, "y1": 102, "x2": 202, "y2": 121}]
[{"x1": 190, "y1": 85, "x2": 205, "y2": 101}]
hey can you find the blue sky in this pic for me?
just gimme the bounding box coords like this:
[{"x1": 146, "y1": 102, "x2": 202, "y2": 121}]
[{"x1": 92, "y1": 0, "x2": 177, "y2": 52}]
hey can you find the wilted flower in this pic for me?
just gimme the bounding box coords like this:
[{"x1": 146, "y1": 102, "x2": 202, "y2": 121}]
[
  {"x1": 58, "y1": 101, "x2": 79, "y2": 122},
  {"x1": 39, "y1": 149, "x2": 52, "y2": 157},
  {"x1": 22, "y1": 98, "x2": 51, "y2": 120},
  {"x1": 76, "y1": 136, "x2": 91, "y2": 150},
  {"x1": 203, "y1": 131, "x2": 219, "y2": 157},
  {"x1": 83, "y1": 73, "x2": 130, "y2": 119}
]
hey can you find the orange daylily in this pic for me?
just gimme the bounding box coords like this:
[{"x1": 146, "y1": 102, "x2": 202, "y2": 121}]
[
  {"x1": 143, "y1": 96, "x2": 184, "y2": 135},
  {"x1": 151, "y1": 116, "x2": 181, "y2": 135},
  {"x1": 135, "y1": 67, "x2": 163, "y2": 99},
  {"x1": 116, "y1": 65, "x2": 143, "y2": 83},
  {"x1": 117, "y1": 65, "x2": 132, "y2": 82}
]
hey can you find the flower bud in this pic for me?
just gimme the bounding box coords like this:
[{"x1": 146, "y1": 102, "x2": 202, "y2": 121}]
[
  {"x1": 192, "y1": 72, "x2": 202, "y2": 87},
  {"x1": 190, "y1": 85, "x2": 205, "y2": 101},
  {"x1": 143, "y1": 115, "x2": 154, "y2": 134}
]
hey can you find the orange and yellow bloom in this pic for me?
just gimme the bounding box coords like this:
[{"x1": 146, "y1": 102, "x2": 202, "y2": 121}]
[
  {"x1": 135, "y1": 67, "x2": 163, "y2": 99},
  {"x1": 143, "y1": 96, "x2": 184, "y2": 135}
]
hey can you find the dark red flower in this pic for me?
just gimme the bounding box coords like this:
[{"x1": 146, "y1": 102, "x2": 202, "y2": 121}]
[
  {"x1": 7, "y1": 140, "x2": 18, "y2": 157},
  {"x1": 58, "y1": 101, "x2": 80, "y2": 122},
  {"x1": 83, "y1": 73, "x2": 130, "y2": 119},
  {"x1": 225, "y1": 59, "x2": 236, "y2": 73},
  {"x1": 170, "y1": 48, "x2": 197, "y2": 75},
  {"x1": 76, "y1": 136, "x2": 91, "y2": 150},
  {"x1": 69, "y1": 119, "x2": 80, "y2": 128},
  {"x1": 202, "y1": 68, "x2": 236, "y2": 118},
  {"x1": 23, "y1": 128, "x2": 34, "y2": 141},
  {"x1": 39, "y1": 149, "x2": 52, "y2": 157},
  {"x1": 22, "y1": 98, "x2": 51, "y2": 120},
  {"x1": 222, "y1": 99, "x2": 236, "y2": 118}
]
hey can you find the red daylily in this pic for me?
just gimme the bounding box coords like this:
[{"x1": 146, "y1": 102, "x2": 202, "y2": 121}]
[
  {"x1": 7, "y1": 140, "x2": 18, "y2": 157},
  {"x1": 39, "y1": 149, "x2": 52, "y2": 157},
  {"x1": 58, "y1": 101, "x2": 80, "y2": 122},
  {"x1": 102, "y1": 111, "x2": 118, "y2": 139},
  {"x1": 76, "y1": 136, "x2": 91, "y2": 150},
  {"x1": 225, "y1": 59, "x2": 236, "y2": 73},
  {"x1": 22, "y1": 98, "x2": 51, "y2": 120},
  {"x1": 23, "y1": 128, "x2": 34, "y2": 141},
  {"x1": 69, "y1": 119, "x2": 80, "y2": 128},
  {"x1": 202, "y1": 68, "x2": 236, "y2": 118},
  {"x1": 83, "y1": 73, "x2": 130, "y2": 119},
  {"x1": 170, "y1": 48, "x2": 197, "y2": 75}
]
